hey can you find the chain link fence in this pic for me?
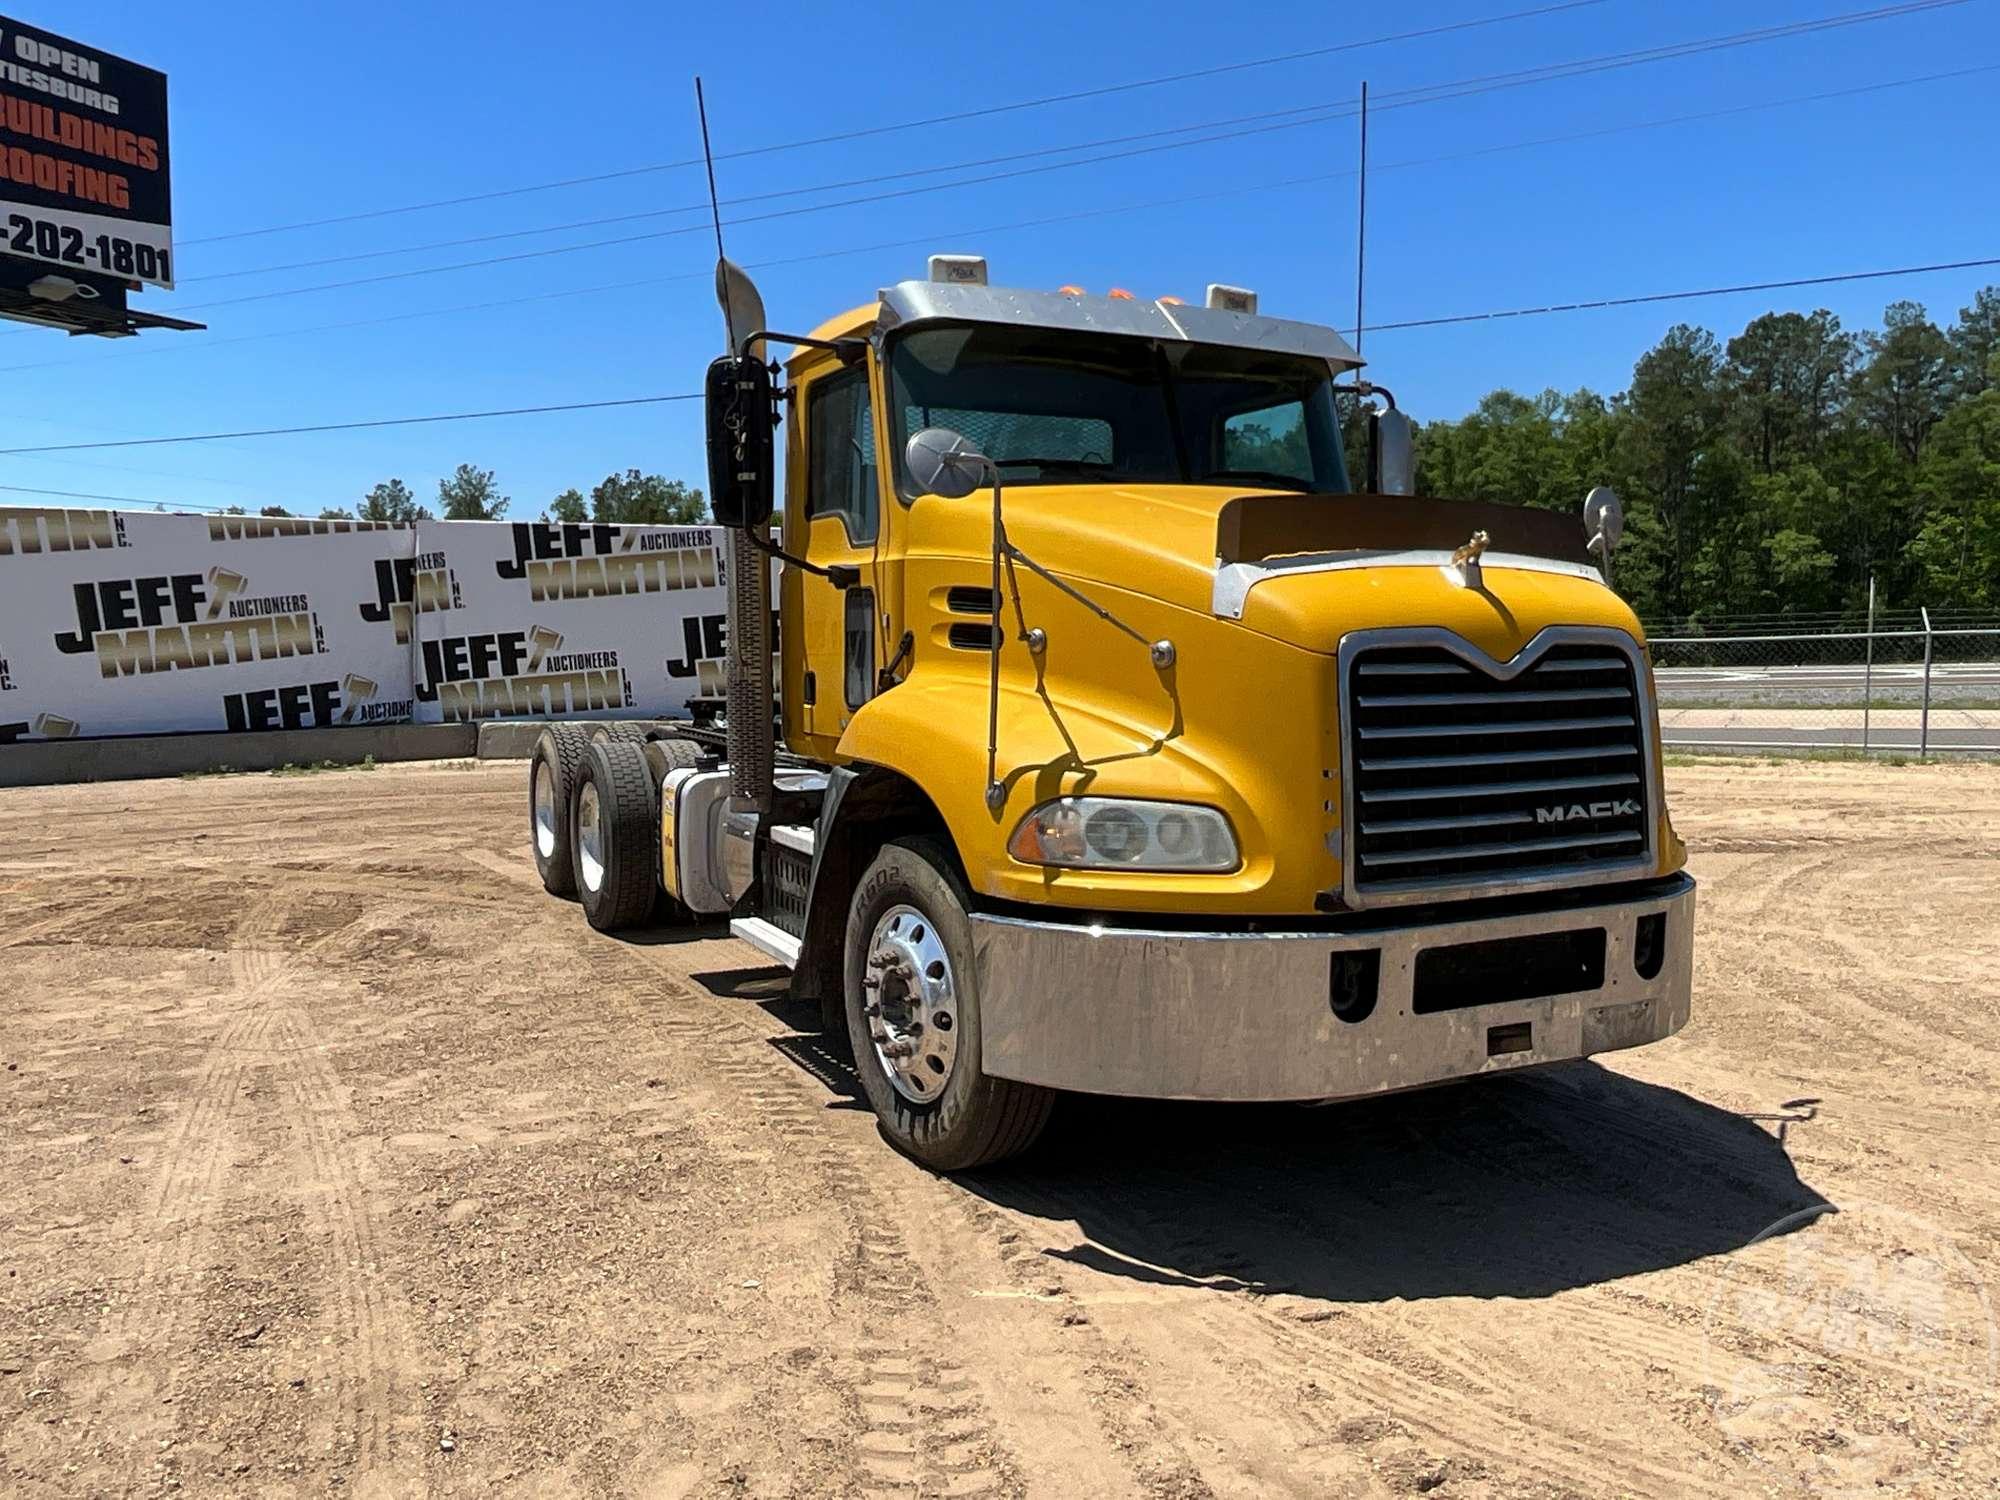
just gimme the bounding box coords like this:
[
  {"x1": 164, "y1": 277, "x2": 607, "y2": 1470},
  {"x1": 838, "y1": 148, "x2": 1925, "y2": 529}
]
[{"x1": 1648, "y1": 613, "x2": 2000, "y2": 756}]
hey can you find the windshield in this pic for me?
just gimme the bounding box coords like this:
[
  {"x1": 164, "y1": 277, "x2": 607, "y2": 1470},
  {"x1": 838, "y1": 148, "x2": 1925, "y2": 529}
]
[{"x1": 887, "y1": 322, "x2": 1350, "y2": 495}]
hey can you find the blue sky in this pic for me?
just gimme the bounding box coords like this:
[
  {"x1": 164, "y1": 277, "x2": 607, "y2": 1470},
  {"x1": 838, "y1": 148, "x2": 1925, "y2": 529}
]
[{"x1": 1, "y1": 0, "x2": 1995, "y2": 517}]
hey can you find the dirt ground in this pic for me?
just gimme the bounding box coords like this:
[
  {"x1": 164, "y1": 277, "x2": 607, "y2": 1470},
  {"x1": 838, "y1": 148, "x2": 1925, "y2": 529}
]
[{"x1": 2, "y1": 757, "x2": 1996, "y2": 1499}]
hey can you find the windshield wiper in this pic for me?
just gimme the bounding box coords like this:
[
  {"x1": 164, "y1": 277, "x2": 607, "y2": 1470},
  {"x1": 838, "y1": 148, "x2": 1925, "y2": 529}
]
[{"x1": 1201, "y1": 468, "x2": 1315, "y2": 492}]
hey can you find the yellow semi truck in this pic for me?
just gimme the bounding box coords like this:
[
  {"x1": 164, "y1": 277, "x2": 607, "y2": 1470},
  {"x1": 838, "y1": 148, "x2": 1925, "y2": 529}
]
[{"x1": 525, "y1": 254, "x2": 1694, "y2": 1171}]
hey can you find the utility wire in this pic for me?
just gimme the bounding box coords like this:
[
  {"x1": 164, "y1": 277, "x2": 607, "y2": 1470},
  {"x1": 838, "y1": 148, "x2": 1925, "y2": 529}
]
[
  {"x1": 2, "y1": 62, "x2": 1991, "y2": 377},
  {"x1": 0, "y1": 396, "x2": 703, "y2": 455},
  {"x1": 4, "y1": 255, "x2": 1994, "y2": 456},
  {"x1": 166, "y1": 0, "x2": 1968, "y2": 299},
  {"x1": 0, "y1": 482, "x2": 254, "y2": 512},
  {"x1": 177, "y1": 0, "x2": 1617, "y2": 248},
  {"x1": 1370, "y1": 256, "x2": 2000, "y2": 330}
]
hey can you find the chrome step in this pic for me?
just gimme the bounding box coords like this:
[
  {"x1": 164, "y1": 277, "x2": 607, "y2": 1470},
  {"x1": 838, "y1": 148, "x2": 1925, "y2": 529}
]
[{"x1": 730, "y1": 916, "x2": 801, "y2": 968}]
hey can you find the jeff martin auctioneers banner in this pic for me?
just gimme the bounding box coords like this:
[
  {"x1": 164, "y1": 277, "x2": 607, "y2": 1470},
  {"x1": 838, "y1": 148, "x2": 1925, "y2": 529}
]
[{"x1": 0, "y1": 508, "x2": 734, "y2": 743}]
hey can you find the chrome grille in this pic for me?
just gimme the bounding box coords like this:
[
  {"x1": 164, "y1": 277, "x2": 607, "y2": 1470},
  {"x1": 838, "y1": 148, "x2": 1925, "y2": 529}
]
[{"x1": 1341, "y1": 631, "x2": 1652, "y2": 902}]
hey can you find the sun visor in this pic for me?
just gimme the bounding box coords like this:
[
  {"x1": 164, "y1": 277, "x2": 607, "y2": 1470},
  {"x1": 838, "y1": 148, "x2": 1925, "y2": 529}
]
[{"x1": 1216, "y1": 493, "x2": 1596, "y2": 568}]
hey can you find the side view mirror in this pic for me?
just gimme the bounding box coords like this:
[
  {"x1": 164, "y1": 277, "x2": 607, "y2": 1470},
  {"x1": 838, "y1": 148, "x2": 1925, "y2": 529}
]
[
  {"x1": 1368, "y1": 405, "x2": 1416, "y2": 495},
  {"x1": 1583, "y1": 485, "x2": 1624, "y2": 585},
  {"x1": 705, "y1": 354, "x2": 775, "y2": 529},
  {"x1": 904, "y1": 427, "x2": 991, "y2": 499}
]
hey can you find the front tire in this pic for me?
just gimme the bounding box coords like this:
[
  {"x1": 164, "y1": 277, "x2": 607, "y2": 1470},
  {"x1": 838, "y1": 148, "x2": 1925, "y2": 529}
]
[
  {"x1": 843, "y1": 837, "x2": 1055, "y2": 1171},
  {"x1": 572, "y1": 739, "x2": 658, "y2": 933}
]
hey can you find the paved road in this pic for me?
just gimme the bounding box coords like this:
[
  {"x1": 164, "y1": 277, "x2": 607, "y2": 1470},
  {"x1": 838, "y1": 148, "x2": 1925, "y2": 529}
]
[
  {"x1": 1660, "y1": 723, "x2": 2000, "y2": 753},
  {"x1": 1655, "y1": 660, "x2": 2000, "y2": 708}
]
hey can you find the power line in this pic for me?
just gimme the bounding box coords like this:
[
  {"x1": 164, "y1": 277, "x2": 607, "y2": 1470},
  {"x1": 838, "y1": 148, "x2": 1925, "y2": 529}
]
[
  {"x1": 0, "y1": 396, "x2": 701, "y2": 456},
  {"x1": 1371, "y1": 256, "x2": 2000, "y2": 330},
  {"x1": 87, "y1": 0, "x2": 1963, "y2": 331},
  {"x1": 0, "y1": 482, "x2": 254, "y2": 513},
  {"x1": 6, "y1": 254, "x2": 1996, "y2": 456},
  {"x1": 2, "y1": 62, "x2": 1991, "y2": 379},
  {"x1": 177, "y1": 0, "x2": 1616, "y2": 248},
  {"x1": 161, "y1": 0, "x2": 1967, "y2": 306}
]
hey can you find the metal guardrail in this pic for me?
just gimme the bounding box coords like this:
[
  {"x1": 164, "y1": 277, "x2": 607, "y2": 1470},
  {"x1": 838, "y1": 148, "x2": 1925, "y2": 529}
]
[{"x1": 1648, "y1": 616, "x2": 2000, "y2": 756}]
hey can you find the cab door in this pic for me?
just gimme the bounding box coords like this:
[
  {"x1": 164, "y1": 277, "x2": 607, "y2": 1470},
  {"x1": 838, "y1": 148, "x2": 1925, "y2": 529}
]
[{"x1": 788, "y1": 360, "x2": 885, "y2": 760}]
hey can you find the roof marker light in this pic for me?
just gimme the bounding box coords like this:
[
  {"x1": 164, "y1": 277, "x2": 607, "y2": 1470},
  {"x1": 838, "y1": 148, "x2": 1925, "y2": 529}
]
[
  {"x1": 1058, "y1": 284, "x2": 1085, "y2": 296},
  {"x1": 928, "y1": 253, "x2": 988, "y2": 285},
  {"x1": 1157, "y1": 294, "x2": 1186, "y2": 306},
  {"x1": 1107, "y1": 287, "x2": 1134, "y2": 300}
]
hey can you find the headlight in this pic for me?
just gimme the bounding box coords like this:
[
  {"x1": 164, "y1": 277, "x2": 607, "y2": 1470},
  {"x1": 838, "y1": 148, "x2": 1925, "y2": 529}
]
[{"x1": 1007, "y1": 797, "x2": 1239, "y2": 873}]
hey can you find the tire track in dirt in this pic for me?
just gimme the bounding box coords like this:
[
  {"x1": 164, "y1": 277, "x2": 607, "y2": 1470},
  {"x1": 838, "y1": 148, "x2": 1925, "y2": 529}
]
[
  {"x1": 268, "y1": 1004, "x2": 407, "y2": 1487},
  {"x1": 989, "y1": 1170, "x2": 1744, "y2": 1500},
  {"x1": 554, "y1": 921, "x2": 1190, "y2": 1498},
  {"x1": 1730, "y1": 843, "x2": 2000, "y2": 1078},
  {"x1": 595, "y1": 969, "x2": 1027, "y2": 1499},
  {"x1": 97, "y1": 895, "x2": 292, "y2": 1353},
  {"x1": 0, "y1": 890, "x2": 132, "y2": 950}
]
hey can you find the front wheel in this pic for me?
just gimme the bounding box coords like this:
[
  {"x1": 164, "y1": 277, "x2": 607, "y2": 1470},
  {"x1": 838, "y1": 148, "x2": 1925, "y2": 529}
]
[{"x1": 843, "y1": 838, "x2": 1055, "y2": 1171}]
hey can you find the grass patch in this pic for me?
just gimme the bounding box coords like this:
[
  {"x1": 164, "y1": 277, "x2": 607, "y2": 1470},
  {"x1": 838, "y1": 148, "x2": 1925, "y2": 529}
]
[{"x1": 268, "y1": 754, "x2": 377, "y2": 777}]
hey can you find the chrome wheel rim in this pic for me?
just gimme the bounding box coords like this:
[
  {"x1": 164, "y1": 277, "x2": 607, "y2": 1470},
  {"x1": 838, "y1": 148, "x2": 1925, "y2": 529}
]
[
  {"x1": 863, "y1": 904, "x2": 959, "y2": 1105},
  {"x1": 576, "y1": 781, "x2": 605, "y2": 892},
  {"x1": 533, "y1": 761, "x2": 557, "y2": 859}
]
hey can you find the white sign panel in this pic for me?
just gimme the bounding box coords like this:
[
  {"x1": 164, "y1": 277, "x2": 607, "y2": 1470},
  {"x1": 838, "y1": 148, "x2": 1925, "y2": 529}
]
[
  {"x1": 0, "y1": 508, "x2": 733, "y2": 742},
  {"x1": 409, "y1": 518, "x2": 730, "y2": 725}
]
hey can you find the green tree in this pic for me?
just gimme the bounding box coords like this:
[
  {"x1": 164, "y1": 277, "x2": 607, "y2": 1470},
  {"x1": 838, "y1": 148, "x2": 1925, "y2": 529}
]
[
  {"x1": 319, "y1": 507, "x2": 355, "y2": 519},
  {"x1": 1619, "y1": 324, "x2": 1726, "y2": 620},
  {"x1": 547, "y1": 487, "x2": 587, "y2": 523},
  {"x1": 359, "y1": 479, "x2": 429, "y2": 523},
  {"x1": 1724, "y1": 310, "x2": 1852, "y2": 474},
  {"x1": 259, "y1": 505, "x2": 292, "y2": 517},
  {"x1": 589, "y1": 470, "x2": 706, "y2": 524},
  {"x1": 1948, "y1": 287, "x2": 2000, "y2": 399},
  {"x1": 1854, "y1": 301, "x2": 1953, "y2": 464},
  {"x1": 1910, "y1": 387, "x2": 2000, "y2": 608},
  {"x1": 437, "y1": 462, "x2": 509, "y2": 521}
]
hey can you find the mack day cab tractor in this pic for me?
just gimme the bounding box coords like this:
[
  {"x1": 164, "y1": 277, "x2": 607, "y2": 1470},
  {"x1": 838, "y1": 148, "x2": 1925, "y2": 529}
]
[{"x1": 524, "y1": 253, "x2": 1696, "y2": 1172}]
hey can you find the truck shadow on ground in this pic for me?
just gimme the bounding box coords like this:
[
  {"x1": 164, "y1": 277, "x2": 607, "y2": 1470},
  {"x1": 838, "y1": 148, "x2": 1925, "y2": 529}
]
[{"x1": 710, "y1": 969, "x2": 1831, "y2": 1304}]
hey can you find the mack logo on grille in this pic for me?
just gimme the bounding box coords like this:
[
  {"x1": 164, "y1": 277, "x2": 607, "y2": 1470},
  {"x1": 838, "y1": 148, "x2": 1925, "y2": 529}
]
[{"x1": 1536, "y1": 799, "x2": 1642, "y2": 824}]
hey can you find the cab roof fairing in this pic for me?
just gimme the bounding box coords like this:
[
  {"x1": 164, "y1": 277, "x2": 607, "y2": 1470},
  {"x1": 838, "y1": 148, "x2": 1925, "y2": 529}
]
[{"x1": 868, "y1": 280, "x2": 1366, "y2": 373}]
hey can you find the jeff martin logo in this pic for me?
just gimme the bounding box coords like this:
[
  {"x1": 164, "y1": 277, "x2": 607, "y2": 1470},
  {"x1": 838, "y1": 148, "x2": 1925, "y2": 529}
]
[
  {"x1": 1702, "y1": 1198, "x2": 1996, "y2": 1495},
  {"x1": 414, "y1": 626, "x2": 632, "y2": 721},
  {"x1": 495, "y1": 522, "x2": 720, "y2": 602},
  {"x1": 666, "y1": 611, "x2": 729, "y2": 698},
  {"x1": 358, "y1": 549, "x2": 463, "y2": 644},
  {"x1": 54, "y1": 567, "x2": 326, "y2": 679},
  {"x1": 220, "y1": 673, "x2": 411, "y2": 731},
  {"x1": 206, "y1": 516, "x2": 403, "y2": 540},
  {"x1": 0, "y1": 507, "x2": 129, "y2": 554}
]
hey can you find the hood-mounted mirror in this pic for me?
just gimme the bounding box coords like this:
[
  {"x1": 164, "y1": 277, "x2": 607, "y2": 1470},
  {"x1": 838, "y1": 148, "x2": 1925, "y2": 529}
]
[
  {"x1": 905, "y1": 427, "x2": 991, "y2": 498},
  {"x1": 1583, "y1": 485, "x2": 1623, "y2": 586}
]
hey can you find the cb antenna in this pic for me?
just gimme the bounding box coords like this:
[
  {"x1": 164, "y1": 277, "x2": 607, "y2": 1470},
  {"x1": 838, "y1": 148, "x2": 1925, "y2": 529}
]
[
  {"x1": 1353, "y1": 78, "x2": 1368, "y2": 358},
  {"x1": 694, "y1": 75, "x2": 735, "y2": 352}
]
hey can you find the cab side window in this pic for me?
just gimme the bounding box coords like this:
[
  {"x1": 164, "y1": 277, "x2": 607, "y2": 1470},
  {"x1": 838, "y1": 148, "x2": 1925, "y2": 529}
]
[{"x1": 807, "y1": 367, "x2": 878, "y2": 544}]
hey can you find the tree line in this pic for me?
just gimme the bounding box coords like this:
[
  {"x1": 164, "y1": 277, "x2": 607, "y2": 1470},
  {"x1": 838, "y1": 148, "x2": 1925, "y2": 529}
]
[
  {"x1": 212, "y1": 465, "x2": 709, "y2": 526},
  {"x1": 1406, "y1": 289, "x2": 2000, "y2": 627}
]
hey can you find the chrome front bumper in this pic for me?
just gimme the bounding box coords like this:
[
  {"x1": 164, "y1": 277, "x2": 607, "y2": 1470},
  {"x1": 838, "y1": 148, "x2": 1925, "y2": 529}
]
[{"x1": 969, "y1": 875, "x2": 1694, "y2": 1101}]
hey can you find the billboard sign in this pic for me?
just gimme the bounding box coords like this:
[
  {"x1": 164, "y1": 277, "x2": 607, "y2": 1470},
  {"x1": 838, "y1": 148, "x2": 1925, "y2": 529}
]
[{"x1": 0, "y1": 15, "x2": 172, "y2": 288}]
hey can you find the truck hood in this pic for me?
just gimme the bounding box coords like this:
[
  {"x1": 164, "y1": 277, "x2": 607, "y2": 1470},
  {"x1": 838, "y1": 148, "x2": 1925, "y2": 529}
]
[{"x1": 990, "y1": 485, "x2": 1640, "y2": 656}]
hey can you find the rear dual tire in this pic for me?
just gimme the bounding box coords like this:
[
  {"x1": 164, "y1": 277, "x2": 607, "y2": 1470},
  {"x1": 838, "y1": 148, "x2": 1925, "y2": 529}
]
[
  {"x1": 573, "y1": 739, "x2": 660, "y2": 933},
  {"x1": 529, "y1": 724, "x2": 594, "y2": 897}
]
